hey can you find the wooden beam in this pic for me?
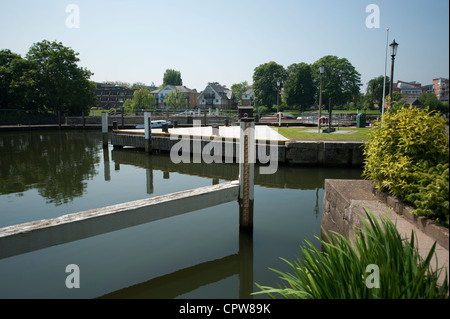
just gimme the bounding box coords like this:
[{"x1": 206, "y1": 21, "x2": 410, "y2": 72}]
[{"x1": 0, "y1": 181, "x2": 239, "y2": 259}]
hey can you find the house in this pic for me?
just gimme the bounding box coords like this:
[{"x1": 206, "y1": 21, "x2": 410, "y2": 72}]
[
  {"x1": 241, "y1": 88, "x2": 254, "y2": 106},
  {"x1": 405, "y1": 97, "x2": 421, "y2": 107},
  {"x1": 94, "y1": 82, "x2": 136, "y2": 109},
  {"x1": 151, "y1": 85, "x2": 200, "y2": 110},
  {"x1": 433, "y1": 78, "x2": 449, "y2": 101},
  {"x1": 393, "y1": 81, "x2": 427, "y2": 100},
  {"x1": 198, "y1": 82, "x2": 238, "y2": 110}
]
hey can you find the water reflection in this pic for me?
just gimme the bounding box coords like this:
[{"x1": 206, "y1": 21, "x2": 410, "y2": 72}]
[
  {"x1": 0, "y1": 131, "x2": 363, "y2": 299},
  {"x1": 100, "y1": 231, "x2": 254, "y2": 299},
  {"x1": 0, "y1": 131, "x2": 100, "y2": 205},
  {"x1": 110, "y1": 148, "x2": 362, "y2": 191}
]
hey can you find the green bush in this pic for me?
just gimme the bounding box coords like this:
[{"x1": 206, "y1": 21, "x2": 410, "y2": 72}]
[
  {"x1": 253, "y1": 210, "x2": 448, "y2": 299},
  {"x1": 363, "y1": 106, "x2": 449, "y2": 227}
]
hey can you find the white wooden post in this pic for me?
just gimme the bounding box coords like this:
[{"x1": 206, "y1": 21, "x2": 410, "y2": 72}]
[
  {"x1": 144, "y1": 112, "x2": 152, "y2": 153},
  {"x1": 102, "y1": 112, "x2": 108, "y2": 147},
  {"x1": 239, "y1": 119, "x2": 255, "y2": 232}
]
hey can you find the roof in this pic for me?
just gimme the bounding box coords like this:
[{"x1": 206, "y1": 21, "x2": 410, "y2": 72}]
[{"x1": 151, "y1": 85, "x2": 197, "y2": 94}]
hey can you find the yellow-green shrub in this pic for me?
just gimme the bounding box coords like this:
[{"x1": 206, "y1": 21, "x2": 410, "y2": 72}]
[{"x1": 363, "y1": 106, "x2": 449, "y2": 227}]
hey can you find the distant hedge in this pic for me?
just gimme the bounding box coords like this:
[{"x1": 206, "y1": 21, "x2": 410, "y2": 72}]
[{"x1": 363, "y1": 106, "x2": 449, "y2": 227}]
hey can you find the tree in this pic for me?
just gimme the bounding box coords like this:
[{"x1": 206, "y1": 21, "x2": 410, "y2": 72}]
[
  {"x1": 123, "y1": 88, "x2": 156, "y2": 114},
  {"x1": 252, "y1": 61, "x2": 286, "y2": 108},
  {"x1": 0, "y1": 49, "x2": 36, "y2": 110},
  {"x1": 418, "y1": 92, "x2": 448, "y2": 113},
  {"x1": 163, "y1": 69, "x2": 182, "y2": 86},
  {"x1": 231, "y1": 81, "x2": 249, "y2": 105},
  {"x1": 131, "y1": 82, "x2": 148, "y2": 90},
  {"x1": 25, "y1": 40, "x2": 97, "y2": 115},
  {"x1": 284, "y1": 63, "x2": 315, "y2": 111},
  {"x1": 311, "y1": 56, "x2": 361, "y2": 107},
  {"x1": 165, "y1": 89, "x2": 187, "y2": 110},
  {"x1": 365, "y1": 75, "x2": 390, "y2": 110}
]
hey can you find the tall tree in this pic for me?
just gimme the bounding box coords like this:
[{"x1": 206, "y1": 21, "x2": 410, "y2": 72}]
[
  {"x1": 0, "y1": 49, "x2": 36, "y2": 110},
  {"x1": 252, "y1": 61, "x2": 286, "y2": 108},
  {"x1": 231, "y1": 81, "x2": 249, "y2": 105},
  {"x1": 163, "y1": 69, "x2": 183, "y2": 86},
  {"x1": 284, "y1": 63, "x2": 315, "y2": 111},
  {"x1": 123, "y1": 88, "x2": 156, "y2": 114},
  {"x1": 26, "y1": 40, "x2": 97, "y2": 115},
  {"x1": 365, "y1": 75, "x2": 390, "y2": 110},
  {"x1": 312, "y1": 55, "x2": 361, "y2": 107},
  {"x1": 166, "y1": 89, "x2": 187, "y2": 110}
]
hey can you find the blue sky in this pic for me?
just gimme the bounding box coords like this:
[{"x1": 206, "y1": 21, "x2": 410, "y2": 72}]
[{"x1": 1, "y1": 0, "x2": 448, "y2": 93}]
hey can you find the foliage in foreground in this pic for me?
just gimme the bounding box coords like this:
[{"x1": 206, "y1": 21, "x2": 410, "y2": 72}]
[
  {"x1": 254, "y1": 210, "x2": 448, "y2": 299},
  {"x1": 363, "y1": 106, "x2": 449, "y2": 227}
]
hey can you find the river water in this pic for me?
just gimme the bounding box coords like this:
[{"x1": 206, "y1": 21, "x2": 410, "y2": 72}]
[{"x1": 0, "y1": 130, "x2": 362, "y2": 298}]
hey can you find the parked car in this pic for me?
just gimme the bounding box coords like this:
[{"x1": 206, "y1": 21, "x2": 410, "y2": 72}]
[
  {"x1": 135, "y1": 120, "x2": 173, "y2": 129},
  {"x1": 175, "y1": 110, "x2": 195, "y2": 116}
]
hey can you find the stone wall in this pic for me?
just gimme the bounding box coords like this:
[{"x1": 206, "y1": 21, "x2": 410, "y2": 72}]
[{"x1": 285, "y1": 141, "x2": 364, "y2": 167}]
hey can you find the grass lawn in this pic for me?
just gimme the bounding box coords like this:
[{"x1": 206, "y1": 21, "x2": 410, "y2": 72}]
[{"x1": 275, "y1": 126, "x2": 371, "y2": 141}]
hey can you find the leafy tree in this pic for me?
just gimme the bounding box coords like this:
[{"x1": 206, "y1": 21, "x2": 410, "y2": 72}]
[
  {"x1": 284, "y1": 63, "x2": 315, "y2": 111},
  {"x1": 165, "y1": 89, "x2": 187, "y2": 110},
  {"x1": 365, "y1": 75, "x2": 390, "y2": 110},
  {"x1": 311, "y1": 55, "x2": 361, "y2": 107},
  {"x1": 25, "y1": 40, "x2": 97, "y2": 115},
  {"x1": 231, "y1": 81, "x2": 249, "y2": 105},
  {"x1": 0, "y1": 49, "x2": 36, "y2": 110},
  {"x1": 418, "y1": 92, "x2": 448, "y2": 113},
  {"x1": 163, "y1": 69, "x2": 182, "y2": 86},
  {"x1": 123, "y1": 88, "x2": 156, "y2": 113},
  {"x1": 131, "y1": 82, "x2": 148, "y2": 90},
  {"x1": 252, "y1": 61, "x2": 286, "y2": 108}
]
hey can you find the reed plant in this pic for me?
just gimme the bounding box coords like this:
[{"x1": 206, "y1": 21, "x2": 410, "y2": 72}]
[{"x1": 254, "y1": 210, "x2": 448, "y2": 299}]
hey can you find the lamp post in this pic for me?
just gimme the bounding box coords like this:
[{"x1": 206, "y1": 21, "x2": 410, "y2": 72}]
[
  {"x1": 276, "y1": 80, "x2": 281, "y2": 127},
  {"x1": 276, "y1": 80, "x2": 280, "y2": 113},
  {"x1": 389, "y1": 39, "x2": 399, "y2": 106},
  {"x1": 318, "y1": 64, "x2": 324, "y2": 133}
]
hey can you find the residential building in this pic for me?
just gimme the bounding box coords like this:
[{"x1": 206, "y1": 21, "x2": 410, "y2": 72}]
[
  {"x1": 241, "y1": 88, "x2": 254, "y2": 106},
  {"x1": 393, "y1": 81, "x2": 427, "y2": 101},
  {"x1": 433, "y1": 77, "x2": 449, "y2": 101},
  {"x1": 94, "y1": 82, "x2": 136, "y2": 109},
  {"x1": 198, "y1": 82, "x2": 238, "y2": 110},
  {"x1": 151, "y1": 85, "x2": 200, "y2": 110}
]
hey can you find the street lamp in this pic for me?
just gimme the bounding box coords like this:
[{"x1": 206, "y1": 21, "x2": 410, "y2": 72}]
[
  {"x1": 389, "y1": 39, "x2": 399, "y2": 105},
  {"x1": 276, "y1": 80, "x2": 281, "y2": 113},
  {"x1": 276, "y1": 80, "x2": 281, "y2": 127},
  {"x1": 318, "y1": 64, "x2": 324, "y2": 133}
]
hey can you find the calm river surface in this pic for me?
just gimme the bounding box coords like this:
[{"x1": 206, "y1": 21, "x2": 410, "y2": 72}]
[{"x1": 0, "y1": 130, "x2": 362, "y2": 298}]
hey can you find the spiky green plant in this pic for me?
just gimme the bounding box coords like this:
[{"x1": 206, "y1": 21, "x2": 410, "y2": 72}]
[{"x1": 254, "y1": 210, "x2": 448, "y2": 299}]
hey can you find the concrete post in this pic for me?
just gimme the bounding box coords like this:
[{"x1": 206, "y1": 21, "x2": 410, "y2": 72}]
[
  {"x1": 102, "y1": 112, "x2": 108, "y2": 148},
  {"x1": 239, "y1": 119, "x2": 255, "y2": 233},
  {"x1": 82, "y1": 110, "x2": 85, "y2": 129},
  {"x1": 144, "y1": 112, "x2": 152, "y2": 154}
]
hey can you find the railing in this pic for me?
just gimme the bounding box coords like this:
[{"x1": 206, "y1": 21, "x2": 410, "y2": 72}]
[{"x1": 300, "y1": 112, "x2": 357, "y2": 126}]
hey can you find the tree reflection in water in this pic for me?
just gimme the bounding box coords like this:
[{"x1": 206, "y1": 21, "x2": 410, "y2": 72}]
[{"x1": 0, "y1": 131, "x2": 100, "y2": 205}]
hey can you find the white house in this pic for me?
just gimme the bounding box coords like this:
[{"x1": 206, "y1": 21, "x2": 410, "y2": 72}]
[
  {"x1": 198, "y1": 82, "x2": 237, "y2": 110},
  {"x1": 241, "y1": 88, "x2": 254, "y2": 106},
  {"x1": 151, "y1": 85, "x2": 199, "y2": 109}
]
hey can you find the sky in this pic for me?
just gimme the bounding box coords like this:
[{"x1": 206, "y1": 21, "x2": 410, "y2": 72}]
[{"x1": 1, "y1": 0, "x2": 448, "y2": 93}]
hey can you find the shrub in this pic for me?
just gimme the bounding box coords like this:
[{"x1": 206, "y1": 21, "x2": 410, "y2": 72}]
[
  {"x1": 363, "y1": 106, "x2": 449, "y2": 227},
  {"x1": 253, "y1": 210, "x2": 448, "y2": 299}
]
